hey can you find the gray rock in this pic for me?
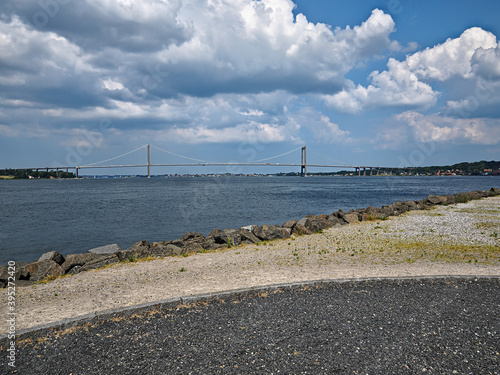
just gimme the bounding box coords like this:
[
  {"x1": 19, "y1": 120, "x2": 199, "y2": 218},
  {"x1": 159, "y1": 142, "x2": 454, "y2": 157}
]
[
  {"x1": 326, "y1": 215, "x2": 343, "y2": 226},
  {"x1": 88, "y1": 243, "x2": 121, "y2": 255},
  {"x1": 203, "y1": 236, "x2": 226, "y2": 251},
  {"x1": 79, "y1": 254, "x2": 119, "y2": 272},
  {"x1": 20, "y1": 260, "x2": 64, "y2": 282},
  {"x1": 302, "y1": 215, "x2": 331, "y2": 233},
  {"x1": 68, "y1": 265, "x2": 82, "y2": 275},
  {"x1": 343, "y1": 213, "x2": 360, "y2": 224},
  {"x1": 128, "y1": 240, "x2": 150, "y2": 251},
  {"x1": 0, "y1": 265, "x2": 9, "y2": 284},
  {"x1": 61, "y1": 253, "x2": 103, "y2": 273},
  {"x1": 236, "y1": 228, "x2": 260, "y2": 244},
  {"x1": 282, "y1": 219, "x2": 298, "y2": 229},
  {"x1": 224, "y1": 229, "x2": 242, "y2": 247},
  {"x1": 331, "y1": 210, "x2": 344, "y2": 219},
  {"x1": 253, "y1": 225, "x2": 291, "y2": 241},
  {"x1": 427, "y1": 195, "x2": 448, "y2": 205},
  {"x1": 297, "y1": 215, "x2": 314, "y2": 227},
  {"x1": 292, "y1": 224, "x2": 313, "y2": 236},
  {"x1": 116, "y1": 240, "x2": 151, "y2": 261},
  {"x1": 360, "y1": 207, "x2": 386, "y2": 221},
  {"x1": 38, "y1": 251, "x2": 65, "y2": 265},
  {"x1": 165, "y1": 244, "x2": 183, "y2": 256},
  {"x1": 209, "y1": 229, "x2": 229, "y2": 244},
  {"x1": 404, "y1": 201, "x2": 419, "y2": 210},
  {"x1": 18, "y1": 262, "x2": 39, "y2": 280},
  {"x1": 149, "y1": 242, "x2": 176, "y2": 258},
  {"x1": 177, "y1": 232, "x2": 206, "y2": 252}
]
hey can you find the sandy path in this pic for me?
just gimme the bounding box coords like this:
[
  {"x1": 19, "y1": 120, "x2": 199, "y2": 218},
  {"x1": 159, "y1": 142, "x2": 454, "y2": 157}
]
[{"x1": 1, "y1": 196, "x2": 499, "y2": 333}]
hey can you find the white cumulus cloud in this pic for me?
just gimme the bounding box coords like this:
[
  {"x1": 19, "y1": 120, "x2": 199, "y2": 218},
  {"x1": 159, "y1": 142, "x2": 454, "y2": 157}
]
[{"x1": 324, "y1": 27, "x2": 499, "y2": 114}]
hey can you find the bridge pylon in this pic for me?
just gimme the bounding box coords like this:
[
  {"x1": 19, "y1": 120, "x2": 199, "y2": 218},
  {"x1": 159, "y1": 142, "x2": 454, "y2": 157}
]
[{"x1": 300, "y1": 146, "x2": 307, "y2": 177}]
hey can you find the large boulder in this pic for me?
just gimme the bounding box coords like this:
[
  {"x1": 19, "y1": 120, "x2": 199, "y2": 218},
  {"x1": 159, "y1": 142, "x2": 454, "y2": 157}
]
[
  {"x1": 427, "y1": 195, "x2": 448, "y2": 205},
  {"x1": 203, "y1": 236, "x2": 227, "y2": 251},
  {"x1": 236, "y1": 228, "x2": 260, "y2": 244},
  {"x1": 223, "y1": 229, "x2": 242, "y2": 247},
  {"x1": 326, "y1": 215, "x2": 343, "y2": 227},
  {"x1": 297, "y1": 215, "x2": 331, "y2": 233},
  {"x1": 78, "y1": 254, "x2": 119, "y2": 272},
  {"x1": 0, "y1": 265, "x2": 9, "y2": 285},
  {"x1": 172, "y1": 232, "x2": 206, "y2": 253},
  {"x1": 252, "y1": 225, "x2": 291, "y2": 241},
  {"x1": 88, "y1": 243, "x2": 121, "y2": 255},
  {"x1": 61, "y1": 253, "x2": 103, "y2": 273},
  {"x1": 360, "y1": 207, "x2": 386, "y2": 221},
  {"x1": 490, "y1": 187, "x2": 500, "y2": 196},
  {"x1": 292, "y1": 224, "x2": 313, "y2": 236},
  {"x1": 38, "y1": 251, "x2": 65, "y2": 265},
  {"x1": 19, "y1": 260, "x2": 64, "y2": 282},
  {"x1": 116, "y1": 240, "x2": 151, "y2": 262},
  {"x1": 404, "y1": 201, "x2": 420, "y2": 211},
  {"x1": 208, "y1": 229, "x2": 229, "y2": 244},
  {"x1": 149, "y1": 241, "x2": 177, "y2": 258},
  {"x1": 343, "y1": 212, "x2": 360, "y2": 224},
  {"x1": 282, "y1": 219, "x2": 298, "y2": 229}
]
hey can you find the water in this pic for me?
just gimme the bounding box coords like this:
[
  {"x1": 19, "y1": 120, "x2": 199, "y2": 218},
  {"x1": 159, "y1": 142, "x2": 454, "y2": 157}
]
[{"x1": 0, "y1": 176, "x2": 498, "y2": 264}]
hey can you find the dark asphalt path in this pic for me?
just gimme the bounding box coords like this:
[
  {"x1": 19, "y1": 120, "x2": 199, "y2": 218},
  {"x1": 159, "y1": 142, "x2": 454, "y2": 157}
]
[{"x1": 3, "y1": 277, "x2": 500, "y2": 374}]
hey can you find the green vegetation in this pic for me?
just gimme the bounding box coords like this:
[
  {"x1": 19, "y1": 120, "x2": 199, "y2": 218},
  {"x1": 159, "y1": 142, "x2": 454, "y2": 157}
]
[
  {"x1": 0, "y1": 169, "x2": 75, "y2": 179},
  {"x1": 307, "y1": 160, "x2": 500, "y2": 177}
]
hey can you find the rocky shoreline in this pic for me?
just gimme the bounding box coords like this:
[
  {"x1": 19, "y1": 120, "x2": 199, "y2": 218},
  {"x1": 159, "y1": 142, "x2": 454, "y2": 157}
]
[{"x1": 1, "y1": 188, "x2": 499, "y2": 288}]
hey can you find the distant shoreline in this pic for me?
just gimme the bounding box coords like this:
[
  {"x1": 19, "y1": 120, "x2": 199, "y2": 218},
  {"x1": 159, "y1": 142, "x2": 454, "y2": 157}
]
[{"x1": 2, "y1": 174, "x2": 499, "y2": 179}]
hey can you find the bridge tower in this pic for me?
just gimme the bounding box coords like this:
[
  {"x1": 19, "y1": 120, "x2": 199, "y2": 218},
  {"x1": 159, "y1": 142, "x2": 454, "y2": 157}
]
[
  {"x1": 147, "y1": 144, "x2": 151, "y2": 178},
  {"x1": 300, "y1": 146, "x2": 307, "y2": 177}
]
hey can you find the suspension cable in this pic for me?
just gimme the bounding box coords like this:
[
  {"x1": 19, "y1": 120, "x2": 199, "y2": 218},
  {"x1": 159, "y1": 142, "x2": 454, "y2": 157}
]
[
  {"x1": 79, "y1": 144, "x2": 148, "y2": 167},
  {"x1": 251, "y1": 147, "x2": 302, "y2": 163},
  {"x1": 150, "y1": 144, "x2": 218, "y2": 163}
]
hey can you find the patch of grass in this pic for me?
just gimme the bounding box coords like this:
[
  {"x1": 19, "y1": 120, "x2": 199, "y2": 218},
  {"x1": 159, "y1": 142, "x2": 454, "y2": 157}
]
[
  {"x1": 383, "y1": 239, "x2": 500, "y2": 264},
  {"x1": 36, "y1": 273, "x2": 72, "y2": 284},
  {"x1": 454, "y1": 193, "x2": 470, "y2": 204},
  {"x1": 179, "y1": 267, "x2": 186, "y2": 272},
  {"x1": 475, "y1": 221, "x2": 500, "y2": 229},
  {"x1": 127, "y1": 254, "x2": 137, "y2": 263}
]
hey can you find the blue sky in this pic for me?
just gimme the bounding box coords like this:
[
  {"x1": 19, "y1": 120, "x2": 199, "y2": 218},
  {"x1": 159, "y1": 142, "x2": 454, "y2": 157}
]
[{"x1": 0, "y1": 0, "x2": 499, "y2": 175}]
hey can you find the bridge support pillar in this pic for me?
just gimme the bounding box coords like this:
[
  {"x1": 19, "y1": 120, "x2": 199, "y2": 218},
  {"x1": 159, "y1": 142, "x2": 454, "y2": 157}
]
[
  {"x1": 147, "y1": 144, "x2": 151, "y2": 179},
  {"x1": 300, "y1": 146, "x2": 307, "y2": 177},
  {"x1": 363, "y1": 167, "x2": 366, "y2": 176},
  {"x1": 75, "y1": 168, "x2": 79, "y2": 178}
]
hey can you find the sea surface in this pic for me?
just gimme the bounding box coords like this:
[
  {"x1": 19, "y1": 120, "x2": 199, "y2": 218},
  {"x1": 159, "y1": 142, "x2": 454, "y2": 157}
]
[{"x1": 0, "y1": 176, "x2": 498, "y2": 264}]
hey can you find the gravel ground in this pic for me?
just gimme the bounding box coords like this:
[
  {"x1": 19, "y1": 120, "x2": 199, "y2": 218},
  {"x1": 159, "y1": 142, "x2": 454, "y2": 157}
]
[{"x1": 2, "y1": 277, "x2": 499, "y2": 374}]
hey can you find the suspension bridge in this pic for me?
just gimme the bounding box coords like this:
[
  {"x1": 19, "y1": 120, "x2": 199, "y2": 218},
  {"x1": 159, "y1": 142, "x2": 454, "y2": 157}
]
[{"x1": 7, "y1": 144, "x2": 395, "y2": 178}]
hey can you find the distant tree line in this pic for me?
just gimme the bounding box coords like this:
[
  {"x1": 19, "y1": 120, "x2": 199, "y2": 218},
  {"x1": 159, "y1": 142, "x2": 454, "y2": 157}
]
[
  {"x1": 0, "y1": 169, "x2": 75, "y2": 179},
  {"x1": 410, "y1": 160, "x2": 500, "y2": 175},
  {"x1": 306, "y1": 160, "x2": 500, "y2": 177}
]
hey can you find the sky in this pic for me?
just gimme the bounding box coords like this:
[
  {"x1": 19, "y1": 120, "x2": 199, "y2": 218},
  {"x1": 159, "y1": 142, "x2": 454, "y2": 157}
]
[{"x1": 0, "y1": 0, "x2": 499, "y2": 175}]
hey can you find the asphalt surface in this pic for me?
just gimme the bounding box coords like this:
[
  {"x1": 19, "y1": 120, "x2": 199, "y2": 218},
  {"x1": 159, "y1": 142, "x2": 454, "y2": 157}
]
[{"x1": 2, "y1": 277, "x2": 499, "y2": 374}]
